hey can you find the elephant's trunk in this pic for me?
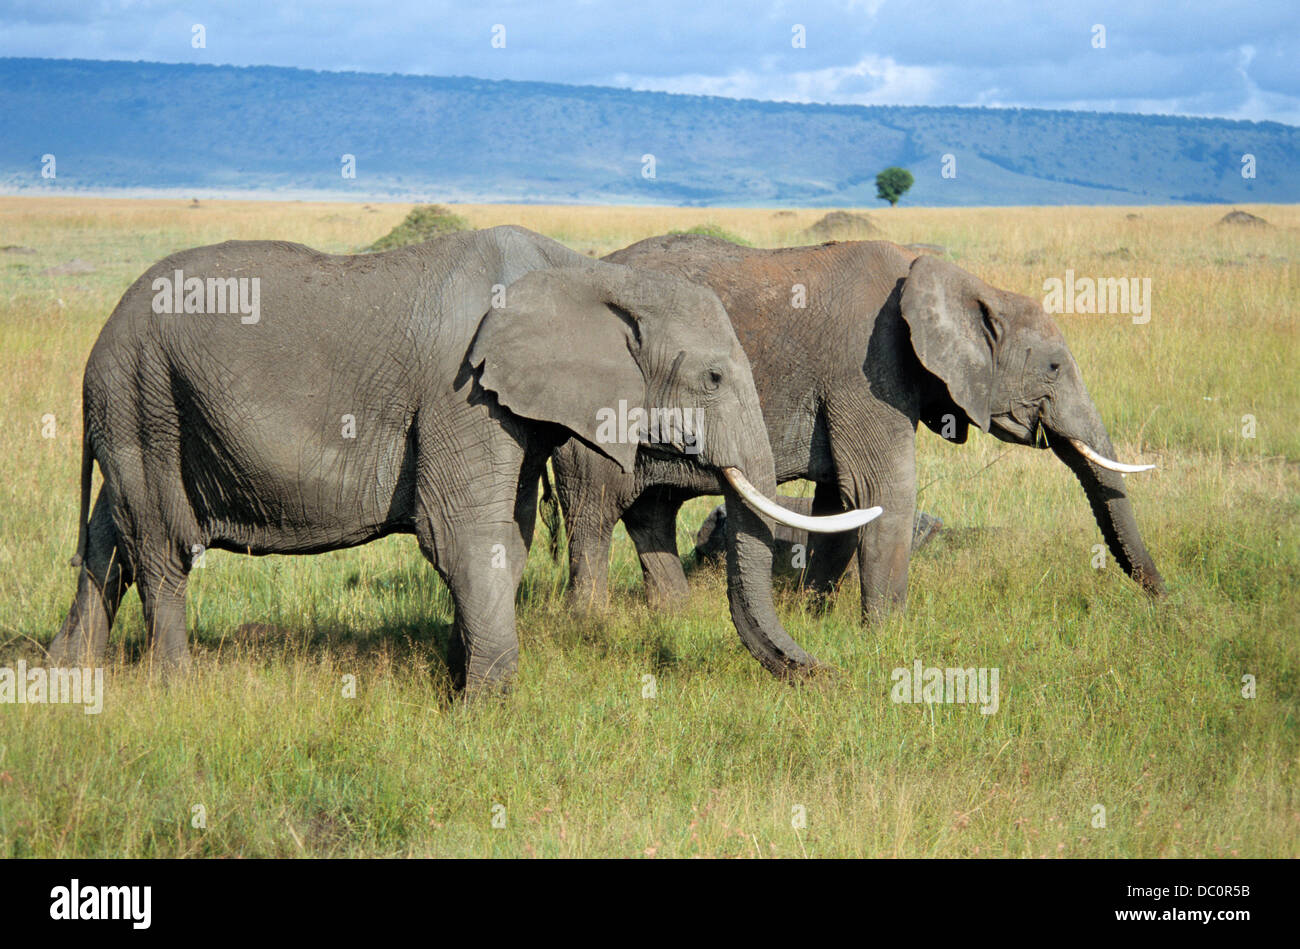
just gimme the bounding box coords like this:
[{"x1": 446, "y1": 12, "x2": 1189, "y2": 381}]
[
  {"x1": 1046, "y1": 392, "x2": 1165, "y2": 596},
  {"x1": 700, "y1": 383, "x2": 825, "y2": 674},
  {"x1": 720, "y1": 464, "x2": 828, "y2": 676}
]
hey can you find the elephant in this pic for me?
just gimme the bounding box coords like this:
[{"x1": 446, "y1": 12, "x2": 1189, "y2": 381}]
[
  {"x1": 693, "y1": 498, "x2": 943, "y2": 575},
  {"x1": 47, "y1": 225, "x2": 878, "y2": 689},
  {"x1": 551, "y1": 235, "x2": 1165, "y2": 620}
]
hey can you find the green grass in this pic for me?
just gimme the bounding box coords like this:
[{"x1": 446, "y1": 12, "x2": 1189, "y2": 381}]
[{"x1": 0, "y1": 198, "x2": 1296, "y2": 857}]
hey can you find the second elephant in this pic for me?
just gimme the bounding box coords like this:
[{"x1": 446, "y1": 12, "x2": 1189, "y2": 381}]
[{"x1": 552, "y1": 235, "x2": 1165, "y2": 619}]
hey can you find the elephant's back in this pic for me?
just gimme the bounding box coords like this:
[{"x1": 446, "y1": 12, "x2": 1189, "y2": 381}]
[
  {"x1": 78, "y1": 238, "x2": 472, "y2": 461},
  {"x1": 603, "y1": 236, "x2": 914, "y2": 302},
  {"x1": 94, "y1": 240, "x2": 415, "y2": 340},
  {"x1": 86, "y1": 235, "x2": 513, "y2": 374}
]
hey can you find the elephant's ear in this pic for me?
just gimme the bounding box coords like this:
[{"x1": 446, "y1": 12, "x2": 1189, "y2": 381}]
[
  {"x1": 467, "y1": 268, "x2": 646, "y2": 473},
  {"x1": 899, "y1": 254, "x2": 998, "y2": 433}
]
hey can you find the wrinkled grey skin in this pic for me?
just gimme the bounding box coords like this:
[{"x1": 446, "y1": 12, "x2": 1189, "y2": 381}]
[
  {"x1": 694, "y1": 498, "x2": 942, "y2": 575},
  {"x1": 553, "y1": 236, "x2": 1165, "y2": 619},
  {"x1": 48, "y1": 225, "x2": 823, "y2": 687}
]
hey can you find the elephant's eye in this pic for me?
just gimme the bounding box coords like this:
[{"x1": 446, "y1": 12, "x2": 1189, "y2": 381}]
[
  {"x1": 1048, "y1": 362, "x2": 1061, "y2": 376},
  {"x1": 704, "y1": 368, "x2": 724, "y2": 391}
]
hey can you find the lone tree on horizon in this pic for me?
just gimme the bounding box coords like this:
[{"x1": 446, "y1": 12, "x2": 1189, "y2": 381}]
[{"x1": 875, "y1": 166, "x2": 915, "y2": 207}]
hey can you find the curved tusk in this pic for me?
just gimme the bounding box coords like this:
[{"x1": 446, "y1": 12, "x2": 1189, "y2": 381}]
[
  {"x1": 722, "y1": 468, "x2": 882, "y2": 534},
  {"x1": 1068, "y1": 438, "x2": 1155, "y2": 473}
]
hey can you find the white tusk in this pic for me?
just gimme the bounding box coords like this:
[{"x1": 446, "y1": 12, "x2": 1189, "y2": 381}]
[
  {"x1": 1068, "y1": 438, "x2": 1155, "y2": 473},
  {"x1": 722, "y1": 468, "x2": 882, "y2": 534}
]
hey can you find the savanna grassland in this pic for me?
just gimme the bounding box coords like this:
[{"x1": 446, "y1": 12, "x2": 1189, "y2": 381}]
[{"x1": 0, "y1": 197, "x2": 1296, "y2": 858}]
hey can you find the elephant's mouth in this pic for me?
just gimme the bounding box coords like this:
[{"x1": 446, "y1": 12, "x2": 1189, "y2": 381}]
[
  {"x1": 638, "y1": 442, "x2": 694, "y2": 462},
  {"x1": 990, "y1": 412, "x2": 1046, "y2": 447},
  {"x1": 722, "y1": 467, "x2": 882, "y2": 534}
]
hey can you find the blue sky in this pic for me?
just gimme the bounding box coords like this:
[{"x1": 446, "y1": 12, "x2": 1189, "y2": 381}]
[{"x1": 2, "y1": 0, "x2": 1297, "y2": 125}]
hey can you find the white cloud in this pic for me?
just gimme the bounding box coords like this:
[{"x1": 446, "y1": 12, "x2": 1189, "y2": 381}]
[
  {"x1": 613, "y1": 55, "x2": 942, "y2": 106},
  {"x1": 611, "y1": 45, "x2": 1300, "y2": 126}
]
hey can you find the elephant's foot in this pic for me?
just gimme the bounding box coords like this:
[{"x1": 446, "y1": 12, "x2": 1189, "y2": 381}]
[
  {"x1": 646, "y1": 586, "x2": 690, "y2": 612},
  {"x1": 457, "y1": 672, "x2": 516, "y2": 702},
  {"x1": 148, "y1": 648, "x2": 193, "y2": 680},
  {"x1": 456, "y1": 647, "x2": 519, "y2": 697},
  {"x1": 49, "y1": 576, "x2": 117, "y2": 667},
  {"x1": 442, "y1": 586, "x2": 520, "y2": 695},
  {"x1": 566, "y1": 582, "x2": 611, "y2": 616},
  {"x1": 48, "y1": 624, "x2": 108, "y2": 668},
  {"x1": 642, "y1": 560, "x2": 691, "y2": 612},
  {"x1": 565, "y1": 546, "x2": 613, "y2": 614},
  {"x1": 46, "y1": 629, "x2": 87, "y2": 667}
]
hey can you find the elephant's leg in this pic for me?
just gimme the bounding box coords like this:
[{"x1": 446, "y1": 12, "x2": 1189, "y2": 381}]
[
  {"x1": 48, "y1": 488, "x2": 134, "y2": 665},
  {"x1": 553, "y1": 441, "x2": 632, "y2": 610},
  {"x1": 134, "y1": 544, "x2": 192, "y2": 672},
  {"x1": 800, "y1": 480, "x2": 858, "y2": 603},
  {"x1": 564, "y1": 502, "x2": 619, "y2": 610},
  {"x1": 622, "y1": 489, "x2": 689, "y2": 609},
  {"x1": 426, "y1": 501, "x2": 527, "y2": 686},
  {"x1": 438, "y1": 547, "x2": 521, "y2": 692},
  {"x1": 511, "y1": 457, "x2": 544, "y2": 592},
  {"x1": 855, "y1": 492, "x2": 915, "y2": 621},
  {"x1": 822, "y1": 394, "x2": 918, "y2": 623},
  {"x1": 845, "y1": 451, "x2": 916, "y2": 621}
]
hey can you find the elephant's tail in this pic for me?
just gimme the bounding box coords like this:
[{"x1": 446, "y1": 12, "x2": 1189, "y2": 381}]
[
  {"x1": 69, "y1": 433, "x2": 92, "y2": 568},
  {"x1": 540, "y1": 461, "x2": 563, "y2": 561}
]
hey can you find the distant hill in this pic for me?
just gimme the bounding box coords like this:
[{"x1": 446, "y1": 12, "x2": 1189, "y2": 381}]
[{"x1": 2, "y1": 58, "x2": 1296, "y2": 206}]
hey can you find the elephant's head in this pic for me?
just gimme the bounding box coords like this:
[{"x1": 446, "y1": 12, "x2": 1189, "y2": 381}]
[
  {"x1": 900, "y1": 254, "x2": 1165, "y2": 596},
  {"x1": 468, "y1": 262, "x2": 880, "y2": 675}
]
